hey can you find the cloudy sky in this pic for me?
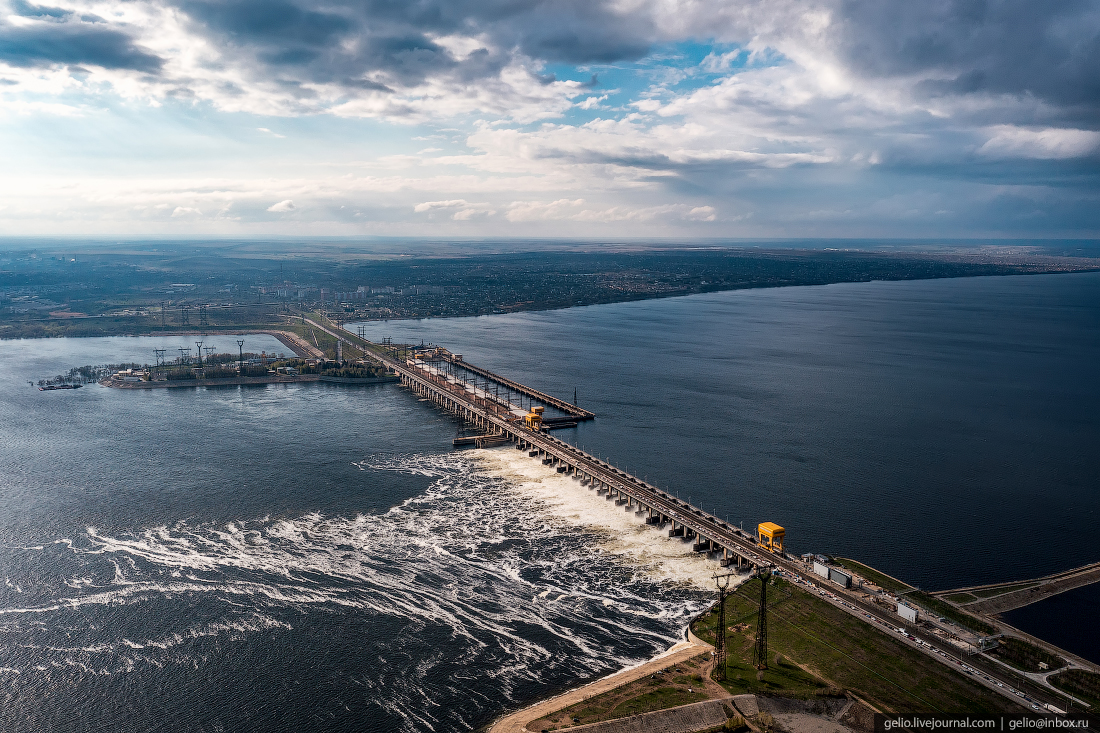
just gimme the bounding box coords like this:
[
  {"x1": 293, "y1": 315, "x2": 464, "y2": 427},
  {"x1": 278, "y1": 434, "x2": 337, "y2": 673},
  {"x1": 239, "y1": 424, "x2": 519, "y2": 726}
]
[{"x1": 1, "y1": 0, "x2": 1098, "y2": 237}]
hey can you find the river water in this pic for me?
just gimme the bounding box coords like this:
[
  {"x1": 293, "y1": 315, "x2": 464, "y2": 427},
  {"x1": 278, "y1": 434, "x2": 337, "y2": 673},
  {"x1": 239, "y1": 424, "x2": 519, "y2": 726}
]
[{"x1": 1, "y1": 272, "x2": 1098, "y2": 730}]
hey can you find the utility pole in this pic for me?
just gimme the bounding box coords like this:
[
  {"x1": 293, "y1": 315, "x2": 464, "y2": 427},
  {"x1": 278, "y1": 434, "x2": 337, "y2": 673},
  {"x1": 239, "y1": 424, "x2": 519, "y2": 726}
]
[
  {"x1": 713, "y1": 571, "x2": 735, "y2": 681},
  {"x1": 752, "y1": 569, "x2": 771, "y2": 670}
]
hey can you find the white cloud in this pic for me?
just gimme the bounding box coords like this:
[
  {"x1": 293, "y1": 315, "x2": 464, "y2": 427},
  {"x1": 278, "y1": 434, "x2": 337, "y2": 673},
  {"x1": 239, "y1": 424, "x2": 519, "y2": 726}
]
[
  {"x1": 414, "y1": 199, "x2": 494, "y2": 220},
  {"x1": 414, "y1": 199, "x2": 470, "y2": 212},
  {"x1": 505, "y1": 199, "x2": 718, "y2": 223},
  {"x1": 978, "y1": 127, "x2": 1100, "y2": 160},
  {"x1": 0, "y1": 0, "x2": 1097, "y2": 237},
  {"x1": 506, "y1": 199, "x2": 586, "y2": 221},
  {"x1": 452, "y1": 207, "x2": 495, "y2": 220}
]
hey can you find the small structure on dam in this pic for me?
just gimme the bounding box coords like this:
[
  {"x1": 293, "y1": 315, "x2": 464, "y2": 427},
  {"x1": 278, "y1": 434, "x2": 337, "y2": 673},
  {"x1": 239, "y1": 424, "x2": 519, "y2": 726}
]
[{"x1": 757, "y1": 522, "x2": 785, "y2": 553}]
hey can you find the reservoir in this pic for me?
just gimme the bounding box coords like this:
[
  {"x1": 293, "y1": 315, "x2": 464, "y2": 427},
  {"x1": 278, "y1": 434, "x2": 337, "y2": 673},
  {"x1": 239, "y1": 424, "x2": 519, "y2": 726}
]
[{"x1": 1, "y1": 271, "x2": 1097, "y2": 730}]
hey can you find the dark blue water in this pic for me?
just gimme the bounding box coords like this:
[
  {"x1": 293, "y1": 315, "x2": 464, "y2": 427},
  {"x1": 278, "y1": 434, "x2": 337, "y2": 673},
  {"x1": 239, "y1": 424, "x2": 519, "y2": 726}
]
[
  {"x1": 2, "y1": 272, "x2": 1099, "y2": 730},
  {"x1": 0, "y1": 336, "x2": 703, "y2": 732},
  {"x1": 1003, "y1": 583, "x2": 1100, "y2": 665},
  {"x1": 356, "y1": 272, "x2": 1100, "y2": 592}
]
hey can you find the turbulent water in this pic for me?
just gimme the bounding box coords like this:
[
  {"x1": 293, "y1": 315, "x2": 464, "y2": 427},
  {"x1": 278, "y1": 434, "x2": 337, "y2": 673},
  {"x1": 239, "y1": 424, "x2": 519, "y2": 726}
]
[
  {"x1": 0, "y1": 450, "x2": 711, "y2": 731},
  {"x1": 0, "y1": 334, "x2": 712, "y2": 731},
  {"x1": 1, "y1": 272, "x2": 1099, "y2": 730}
]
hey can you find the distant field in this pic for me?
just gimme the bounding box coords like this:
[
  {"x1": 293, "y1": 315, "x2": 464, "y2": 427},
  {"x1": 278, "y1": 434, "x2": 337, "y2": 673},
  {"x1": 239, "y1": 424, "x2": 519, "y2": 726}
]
[{"x1": 6, "y1": 244, "x2": 1098, "y2": 341}]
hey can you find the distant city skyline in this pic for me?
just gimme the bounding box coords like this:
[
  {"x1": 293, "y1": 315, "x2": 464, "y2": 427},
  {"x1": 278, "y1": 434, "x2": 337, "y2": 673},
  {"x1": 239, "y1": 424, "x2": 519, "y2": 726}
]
[{"x1": 1, "y1": 0, "x2": 1098, "y2": 238}]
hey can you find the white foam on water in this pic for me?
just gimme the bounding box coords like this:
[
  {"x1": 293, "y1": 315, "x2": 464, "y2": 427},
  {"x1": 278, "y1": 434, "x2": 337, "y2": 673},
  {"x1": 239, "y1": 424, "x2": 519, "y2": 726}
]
[
  {"x1": 1, "y1": 449, "x2": 714, "y2": 731},
  {"x1": 473, "y1": 446, "x2": 735, "y2": 591}
]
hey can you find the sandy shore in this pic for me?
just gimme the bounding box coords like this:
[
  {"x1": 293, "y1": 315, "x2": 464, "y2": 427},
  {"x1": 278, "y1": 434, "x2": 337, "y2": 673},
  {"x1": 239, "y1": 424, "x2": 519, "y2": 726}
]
[{"x1": 488, "y1": 631, "x2": 713, "y2": 733}]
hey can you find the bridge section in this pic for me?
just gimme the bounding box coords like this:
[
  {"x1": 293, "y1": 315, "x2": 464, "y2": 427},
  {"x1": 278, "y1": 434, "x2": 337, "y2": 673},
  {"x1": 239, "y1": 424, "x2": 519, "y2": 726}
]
[{"x1": 378, "y1": 346, "x2": 772, "y2": 570}]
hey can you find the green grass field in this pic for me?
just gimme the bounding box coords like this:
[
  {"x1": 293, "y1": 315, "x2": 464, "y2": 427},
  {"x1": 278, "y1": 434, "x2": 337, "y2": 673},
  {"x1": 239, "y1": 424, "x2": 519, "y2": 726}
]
[
  {"x1": 988, "y1": 637, "x2": 1065, "y2": 674},
  {"x1": 945, "y1": 593, "x2": 977, "y2": 603},
  {"x1": 833, "y1": 558, "x2": 913, "y2": 593},
  {"x1": 906, "y1": 591, "x2": 996, "y2": 635},
  {"x1": 971, "y1": 584, "x2": 1038, "y2": 599},
  {"x1": 691, "y1": 578, "x2": 1021, "y2": 715},
  {"x1": 1049, "y1": 669, "x2": 1100, "y2": 709},
  {"x1": 528, "y1": 653, "x2": 714, "y2": 731}
]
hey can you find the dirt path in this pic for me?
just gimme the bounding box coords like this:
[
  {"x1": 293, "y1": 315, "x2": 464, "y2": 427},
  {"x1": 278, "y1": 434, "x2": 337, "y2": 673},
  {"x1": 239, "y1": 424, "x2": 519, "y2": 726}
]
[{"x1": 488, "y1": 639, "x2": 712, "y2": 733}]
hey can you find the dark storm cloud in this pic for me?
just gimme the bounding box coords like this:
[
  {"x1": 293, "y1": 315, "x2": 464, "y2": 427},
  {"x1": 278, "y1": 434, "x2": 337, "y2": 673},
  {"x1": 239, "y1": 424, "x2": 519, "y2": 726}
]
[
  {"x1": 10, "y1": 0, "x2": 71, "y2": 20},
  {"x1": 169, "y1": 0, "x2": 653, "y2": 88},
  {"x1": 181, "y1": 0, "x2": 350, "y2": 47},
  {"x1": 835, "y1": 0, "x2": 1100, "y2": 116},
  {"x1": 0, "y1": 22, "x2": 163, "y2": 71}
]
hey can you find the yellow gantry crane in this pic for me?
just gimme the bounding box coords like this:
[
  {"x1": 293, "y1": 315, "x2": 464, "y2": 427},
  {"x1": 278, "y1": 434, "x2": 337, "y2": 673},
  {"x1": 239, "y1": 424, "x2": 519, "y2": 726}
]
[
  {"x1": 524, "y1": 405, "x2": 545, "y2": 430},
  {"x1": 757, "y1": 522, "x2": 785, "y2": 553}
]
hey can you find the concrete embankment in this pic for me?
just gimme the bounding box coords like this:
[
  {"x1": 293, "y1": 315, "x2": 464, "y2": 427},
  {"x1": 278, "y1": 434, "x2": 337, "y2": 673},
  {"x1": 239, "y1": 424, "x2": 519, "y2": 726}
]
[
  {"x1": 558, "y1": 699, "x2": 732, "y2": 733},
  {"x1": 488, "y1": 640, "x2": 711, "y2": 733},
  {"x1": 265, "y1": 329, "x2": 324, "y2": 358},
  {"x1": 960, "y1": 562, "x2": 1100, "y2": 615}
]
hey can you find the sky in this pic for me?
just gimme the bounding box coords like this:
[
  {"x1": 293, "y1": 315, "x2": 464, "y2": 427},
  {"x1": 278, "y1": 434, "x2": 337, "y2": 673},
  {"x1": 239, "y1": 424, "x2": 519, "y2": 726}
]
[{"x1": 1, "y1": 0, "x2": 1098, "y2": 238}]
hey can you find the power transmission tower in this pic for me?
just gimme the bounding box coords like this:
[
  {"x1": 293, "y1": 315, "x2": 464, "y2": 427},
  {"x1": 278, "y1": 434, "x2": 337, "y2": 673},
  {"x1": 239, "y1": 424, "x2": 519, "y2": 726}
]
[
  {"x1": 237, "y1": 339, "x2": 245, "y2": 371},
  {"x1": 154, "y1": 348, "x2": 166, "y2": 367},
  {"x1": 160, "y1": 302, "x2": 166, "y2": 327},
  {"x1": 204, "y1": 346, "x2": 214, "y2": 362},
  {"x1": 181, "y1": 305, "x2": 190, "y2": 327},
  {"x1": 179, "y1": 347, "x2": 191, "y2": 365},
  {"x1": 199, "y1": 305, "x2": 209, "y2": 328},
  {"x1": 752, "y1": 569, "x2": 771, "y2": 670},
  {"x1": 195, "y1": 341, "x2": 204, "y2": 368},
  {"x1": 713, "y1": 571, "x2": 736, "y2": 681}
]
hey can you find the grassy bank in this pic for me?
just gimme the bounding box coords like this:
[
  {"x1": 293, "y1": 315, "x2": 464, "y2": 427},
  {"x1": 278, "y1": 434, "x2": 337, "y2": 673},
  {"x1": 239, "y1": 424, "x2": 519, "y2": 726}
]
[
  {"x1": 1049, "y1": 669, "x2": 1100, "y2": 709},
  {"x1": 833, "y1": 558, "x2": 913, "y2": 593},
  {"x1": 691, "y1": 577, "x2": 1019, "y2": 715},
  {"x1": 988, "y1": 637, "x2": 1065, "y2": 674},
  {"x1": 528, "y1": 653, "x2": 714, "y2": 731},
  {"x1": 905, "y1": 591, "x2": 996, "y2": 635}
]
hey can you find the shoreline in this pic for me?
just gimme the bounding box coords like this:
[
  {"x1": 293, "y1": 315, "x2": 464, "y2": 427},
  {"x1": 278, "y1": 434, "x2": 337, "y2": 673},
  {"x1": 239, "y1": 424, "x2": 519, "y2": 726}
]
[
  {"x1": 102, "y1": 374, "x2": 400, "y2": 389},
  {"x1": 487, "y1": 630, "x2": 713, "y2": 733},
  {"x1": 6, "y1": 268, "x2": 1100, "y2": 344}
]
